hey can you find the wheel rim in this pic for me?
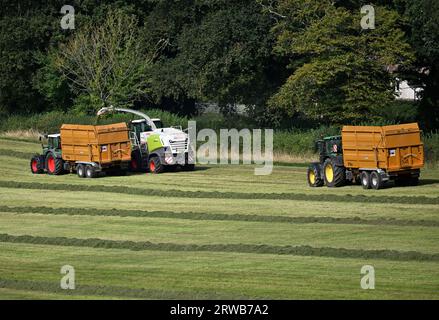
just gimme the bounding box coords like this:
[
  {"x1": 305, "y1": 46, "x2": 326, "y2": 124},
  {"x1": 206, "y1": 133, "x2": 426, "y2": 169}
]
[
  {"x1": 87, "y1": 168, "x2": 91, "y2": 177},
  {"x1": 150, "y1": 161, "x2": 155, "y2": 172},
  {"x1": 309, "y1": 171, "x2": 316, "y2": 184},
  {"x1": 47, "y1": 157, "x2": 55, "y2": 172},
  {"x1": 31, "y1": 160, "x2": 38, "y2": 172},
  {"x1": 362, "y1": 174, "x2": 368, "y2": 186},
  {"x1": 372, "y1": 176, "x2": 378, "y2": 186},
  {"x1": 325, "y1": 164, "x2": 334, "y2": 183},
  {"x1": 78, "y1": 167, "x2": 83, "y2": 176}
]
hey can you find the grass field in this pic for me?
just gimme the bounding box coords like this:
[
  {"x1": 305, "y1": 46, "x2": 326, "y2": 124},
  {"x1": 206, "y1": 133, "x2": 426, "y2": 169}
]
[{"x1": 0, "y1": 137, "x2": 438, "y2": 299}]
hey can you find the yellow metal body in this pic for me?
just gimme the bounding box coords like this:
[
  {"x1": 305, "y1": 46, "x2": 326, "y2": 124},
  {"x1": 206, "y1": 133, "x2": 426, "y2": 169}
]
[
  {"x1": 60, "y1": 123, "x2": 131, "y2": 165},
  {"x1": 342, "y1": 123, "x2": 424, "y2": 172}
]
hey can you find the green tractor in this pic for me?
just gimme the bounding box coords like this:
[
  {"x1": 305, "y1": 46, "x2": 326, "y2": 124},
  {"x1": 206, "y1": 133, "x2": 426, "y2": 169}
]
[
  {"x1": 30, "y1": 134, "x2": 64, "y2": 175},
  {"x1": 307, "y1": 136, "x2": 347, "y2": 188}
]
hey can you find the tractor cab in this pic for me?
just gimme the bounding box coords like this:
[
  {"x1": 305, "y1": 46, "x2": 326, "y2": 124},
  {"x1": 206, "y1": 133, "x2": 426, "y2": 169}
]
[
  {"x1": 40, "y1": 134, "x2": 61, "y2": 155},
  {"x1": 316, "y1": 136, "x2": 342, "y2": 162}
]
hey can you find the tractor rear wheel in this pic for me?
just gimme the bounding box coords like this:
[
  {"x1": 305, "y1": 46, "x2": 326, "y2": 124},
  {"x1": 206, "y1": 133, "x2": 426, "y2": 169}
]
[
  {"x1": 360, "y1": 171, "x2": 371, "y2": 189},
  {"x1": 323, "y1": 158, "x2": 345, "y2": 187},
  {"x1": 148, "y1": 156, "x2": 165, "y2": 174},
  {"x1": 45, "y1": 153, "x2": 63, "y2": 175},
  {"x1": 307, "y1": 163, "x2": 324, "y2": 187},
  {"x1": 30, "y1": 156, "x2": 44, "y2": 174}
]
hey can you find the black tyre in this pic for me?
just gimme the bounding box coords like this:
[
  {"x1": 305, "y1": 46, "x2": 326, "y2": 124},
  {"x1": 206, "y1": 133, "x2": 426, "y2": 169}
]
[
  {"x1": 307, "y1": 163, "x2": 324, "y2": 187},
  {"x1": 360, "y1": 171, "x2": 371, "y2": 189},
  {"x1": 130, "y1": 151, "x2": 142, "y2": 172},
  {"x1": 323, "y1": 158, "x2": 345, "y2": 187},
  {"x1": 370, "y1": 171, "x2": 383, "y2": 190},
  {"x1": 30, "y1": 155, "x2": 44, "y2": 174},
  {"x1": 148, "y1": 156, "x2": 165, "y2": 174},
  {"x1": 77, "y1": 164, "x2": 86, "y2": 178},
  {"x1": 45, "y1": 152, "x2": 64, "y2": 175},
  {"x1": 85, "y1": 165, "x2": 96, "y2": 178}
]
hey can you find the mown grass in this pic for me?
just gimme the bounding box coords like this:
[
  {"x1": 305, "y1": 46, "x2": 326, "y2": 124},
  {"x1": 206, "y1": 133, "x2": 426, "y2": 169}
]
[{"x1": 0, "y1": 138, "x2": 438, "y2": 299}]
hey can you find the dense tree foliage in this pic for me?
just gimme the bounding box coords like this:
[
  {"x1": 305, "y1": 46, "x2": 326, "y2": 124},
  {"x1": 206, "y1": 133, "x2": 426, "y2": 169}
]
[{"x1": 0, "y1": 0, "x2": 437, "y2": 128}]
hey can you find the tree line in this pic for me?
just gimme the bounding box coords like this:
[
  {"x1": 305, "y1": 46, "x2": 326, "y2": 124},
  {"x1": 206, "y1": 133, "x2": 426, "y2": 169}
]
[{"x1": 0, "y1": 0, "x2": 438, "y2": 129}]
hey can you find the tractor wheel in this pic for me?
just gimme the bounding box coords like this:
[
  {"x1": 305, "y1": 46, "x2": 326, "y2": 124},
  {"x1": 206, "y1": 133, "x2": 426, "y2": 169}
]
[
  {"x1": 77, "y1": 164, "x2": 86, "y2": 178},
  {"x1": 30, "y1": 156, "x2": 44, "y2": 174},
  {"x1": 370, "y1": 171, "x2": 383, "y2": 190},
  {"x1": 85, "y1": 165, "x2": 96, "y2": 178},
  {"x1": 307, "y1": 163, "x2": 324, "y2": 187},
  {"x1": 130, "y1": 151, "x2": 141, "y2": 172},
  {"x1": 45, "y1": 153, "x2": 63, "y2": 175},
  {"x1": 148, "y1": 156, "x2": 165, "y2": 174},
  {"x1": 323, "y1": 158, "x2": 345, "y2": 187},
  {"x1": 360, "y1": 171, "x2": 371, "y2": 189}
]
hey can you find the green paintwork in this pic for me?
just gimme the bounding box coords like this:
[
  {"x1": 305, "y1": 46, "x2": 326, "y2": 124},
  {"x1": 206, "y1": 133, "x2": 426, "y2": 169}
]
[
  {"x1": 42, "y1": 136, "x2": 62, "y2": 158},
  {"x1": 147, "y1": 134, "x2": 164, "y2": 152}
]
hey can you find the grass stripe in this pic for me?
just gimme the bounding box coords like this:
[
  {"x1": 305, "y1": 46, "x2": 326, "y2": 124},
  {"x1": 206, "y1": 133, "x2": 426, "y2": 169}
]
[
  {"x1": 1, "y1": 180, "x2": 439, "y2": 205},
  {"x1": 0, "y1": 149, "x2": 35, "y2": 160},
  {"x1": 1, "y1": 233, "x2": 438, "y2": 262},
  {"x1": 1, "y1": 205, "x2": 438, "y2": 228},
  {"x1": 0, "y1": 278, "x2": 249, "y2": 300}
]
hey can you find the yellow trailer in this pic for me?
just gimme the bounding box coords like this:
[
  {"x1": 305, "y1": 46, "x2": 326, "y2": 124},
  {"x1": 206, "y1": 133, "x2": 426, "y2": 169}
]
[
  {"x1": 307, "y1": 123, "x2": 425, "y2": 190},
  {"x1": 60, "y1": 123, "x2": 131, "y2": 178}
]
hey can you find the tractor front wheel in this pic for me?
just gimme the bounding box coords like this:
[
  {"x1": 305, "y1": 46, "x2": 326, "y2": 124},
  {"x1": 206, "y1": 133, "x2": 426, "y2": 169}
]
[
  {"x1": 307, "y1": 163, "x2": 324, "y2": 187},
  {"x1": 45, "y1": 153, "x2": 63, "y2": 175},
  {"x1": 323, "y1": 158, "x2": 345, "y2": 187},
  {"x1": 30, "y1": 156, "x2": 44, "y2": 174},
  {"x1": 148, "y1": 156, "x2": 165, "y2": 174}
]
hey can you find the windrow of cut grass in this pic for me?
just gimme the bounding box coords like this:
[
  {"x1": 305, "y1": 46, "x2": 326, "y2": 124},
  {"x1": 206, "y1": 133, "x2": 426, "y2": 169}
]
[
  {"x1": 2, "y1": 205, "x2": 438, "y2": 228},
  {"x1": 1, "y1": 233, "x2": 438, "y2": 262},
  {"x1": 1, "y1": 180, "x2": 438, "y2": 205},
  {"x1": 0, "y1": 279, "x2": 246, "y2": 300}
]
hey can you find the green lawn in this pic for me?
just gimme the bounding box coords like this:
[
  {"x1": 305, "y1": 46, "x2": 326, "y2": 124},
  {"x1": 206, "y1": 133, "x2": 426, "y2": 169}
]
[{"x1": 0, "y1": 138, "x2": 438, "y2": 299}]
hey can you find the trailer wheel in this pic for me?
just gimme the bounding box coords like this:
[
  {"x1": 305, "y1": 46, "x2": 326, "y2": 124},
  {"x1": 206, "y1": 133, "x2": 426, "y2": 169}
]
[
  {"x1": 370, "y1": 171, "x2": 383, "y2": 190},
  {"x1": 30, "y1": 156, "x2": 44, "y2": 174},
  {"x1": 45, "y1": 153, "x2": 63, "y2": 175},
  {"x1": 148, "y1": 156, "x2": 164, "y2": 174},
  {"x1": 85, "y1": 165, "x2": 96, "y2": 178},
  {"x1": 323, "y1": 158, "x2": 345, "y2": 187},
  {"x1": 360, "y1": 171, "x2": 371, "y2": 189},
  {"x1": 77, "y1": 164, "x2": 86, "y2": 178},
  {"x1": 307, "y1": 163, "x2": 324, "y2": 187}
]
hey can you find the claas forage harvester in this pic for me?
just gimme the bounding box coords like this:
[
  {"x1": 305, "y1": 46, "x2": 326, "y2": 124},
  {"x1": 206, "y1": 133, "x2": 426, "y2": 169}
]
[
  {"x1": 307, "y1": 123, "x2": 425, "y2": 190},
  {"x1": 30, "y1": 123, "x2": 131, "y2": 178}
]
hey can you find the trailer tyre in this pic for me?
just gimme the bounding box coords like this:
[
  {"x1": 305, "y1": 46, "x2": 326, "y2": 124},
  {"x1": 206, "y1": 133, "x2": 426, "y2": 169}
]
[
  {"x1": 148, "y1": 156, "x2": 164, "y2": 174},
  {"x1": 85, "y1": 165, "x2": 96, "y2": 178},
  {"x1": 323, "y1": 158, "x2": 345, "y2": 187},
  {"x1": 370, "y1": 171, "x2": 383, "y2": 190},
  {"x1": 77, "y1": 164, "x2": 86, "y2": 178},
  {"x1": 45, "y1": 153, "x2": 63, "y2": 175},
  {"x1": 360, "y1": 171, "x2": 371, "y2": 189},
  {"x1": 307, "y1": 163, "x2": 324, "y2": 187},
  {"x1": 30, "y1": 156, "x2": 44, "y2": 174}
]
